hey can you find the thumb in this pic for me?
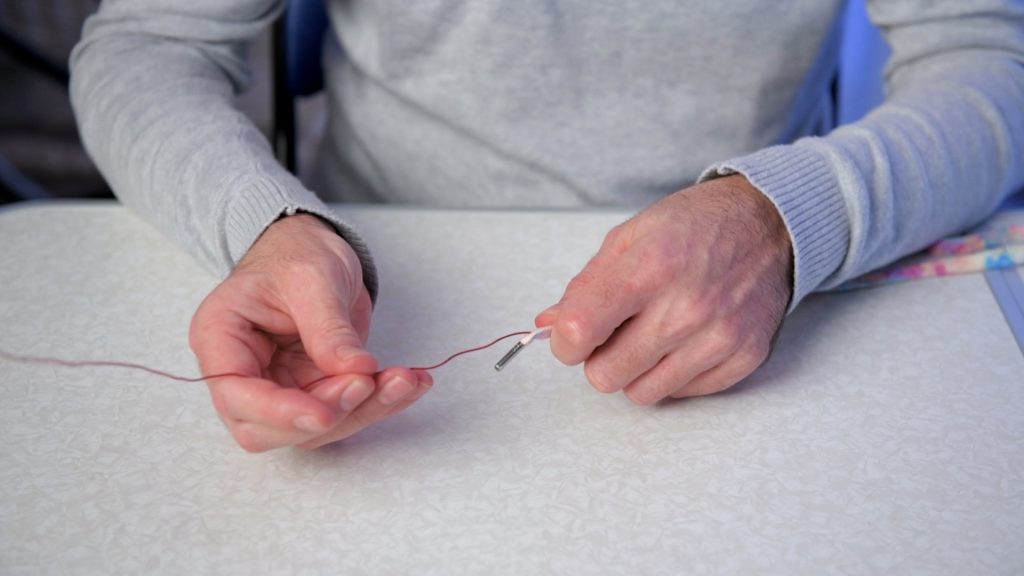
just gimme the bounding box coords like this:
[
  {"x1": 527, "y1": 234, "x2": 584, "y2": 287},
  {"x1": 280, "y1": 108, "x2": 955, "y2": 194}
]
[{"x1": 291, "y1": 283, "x2": 378, "y2": 376}]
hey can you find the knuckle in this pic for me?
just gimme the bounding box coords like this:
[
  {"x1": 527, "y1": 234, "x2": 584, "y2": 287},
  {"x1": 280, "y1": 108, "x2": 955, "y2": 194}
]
[
  {"x1": 619, "y1": 272, "x2": 648, "y2": 299},
  {"x1": 688, "y1": 293, "x2": 719, "y2": 324},
  {"x1": 638, "y1": 231, "x2": 674, "y2": 263},
  {"x1": 656, "y1": 300, "x2": 703, "y2": 341},
  {"x1": 601, "y1": 223, "x2": 631, "y2": 255},
  {"x1": 708, "y1": 322, "x2": 744, "y2": 357},
  {"x1": 565, "y1": 268, "x2": 598, "y2": 295},
  {"x1": 601, "y1": 225, "x2": 622, "y2": 248},
  {"x1": 739, "y1": 341, "x2": 771, "y2": 372},
  {"x1": 638, "y1": 257, "x2": 672, "y2": 288},
  {"x1": 557, "y1": 310, "x2": 594, "y2": 351}
]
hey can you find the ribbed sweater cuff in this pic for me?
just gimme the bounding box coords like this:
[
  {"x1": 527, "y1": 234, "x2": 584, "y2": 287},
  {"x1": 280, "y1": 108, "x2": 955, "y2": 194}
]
[
  {"x1": 222, "y1": 177, "x2": 379, "y2": 303},
  {"x1": 700, "y1": 144, "x2": 849, "y2": 311}
]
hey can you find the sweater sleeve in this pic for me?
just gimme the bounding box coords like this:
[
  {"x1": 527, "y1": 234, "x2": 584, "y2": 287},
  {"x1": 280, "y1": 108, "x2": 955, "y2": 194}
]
[
  {"x1": 700, "y1": 1, "x2": 1024, "y2": 310},
  {"x1": 69, "y1": 0, "x2": 378, "y2": 299}
]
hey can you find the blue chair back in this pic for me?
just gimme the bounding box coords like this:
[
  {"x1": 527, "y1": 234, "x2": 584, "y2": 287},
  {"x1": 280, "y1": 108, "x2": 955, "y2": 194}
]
[
  {"x1": 273, "y1": 0, "x2": 328, "y2": 171},
  {"x1": 837, "y1": 0, "x2": 891, "y2": 124},
  {"x1": 284, "y1": 0, "x2": 329, "y2": 97}
]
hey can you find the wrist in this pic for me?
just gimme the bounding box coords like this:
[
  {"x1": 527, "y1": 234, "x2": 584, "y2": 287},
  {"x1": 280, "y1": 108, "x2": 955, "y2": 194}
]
[
  {"x1": 707, "y1": 174, "x2": 791, "y2": 248},
  {"x1": 707, "y1": 174, "x2": 794, "y2": 305},
  {"x1": 241, "y1": 211, "x2": 351, "y2": 272},
  {"x1": 271, "y1": 211, "x2": 336, "y2": 235},
  {"x1": 700, "y1": 145, "x2": 848, "y2": 310},
  {"x1": 256, "y1": 207, "x2": 380, "y2": 305}
]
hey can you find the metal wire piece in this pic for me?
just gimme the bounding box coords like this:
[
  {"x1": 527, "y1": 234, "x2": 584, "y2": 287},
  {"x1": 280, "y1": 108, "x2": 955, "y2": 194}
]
[
  {"x1": 494, "y1": 327, "x2": 552, "y2": 371},
  {"x1": 494, "y1": 342, "x2": 525, "y2": 371}
]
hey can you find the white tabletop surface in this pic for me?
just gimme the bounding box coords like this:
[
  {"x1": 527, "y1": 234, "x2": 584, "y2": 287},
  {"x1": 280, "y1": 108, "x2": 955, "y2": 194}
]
[{"x1": 1, "y1": 202, "x2": 1022, "y2": 575}]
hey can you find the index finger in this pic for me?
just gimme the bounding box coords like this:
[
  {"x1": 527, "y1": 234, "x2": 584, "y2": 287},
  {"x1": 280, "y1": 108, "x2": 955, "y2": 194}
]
[{"x1": 546, "y1": 254, "x2": 646, "y2": 366}]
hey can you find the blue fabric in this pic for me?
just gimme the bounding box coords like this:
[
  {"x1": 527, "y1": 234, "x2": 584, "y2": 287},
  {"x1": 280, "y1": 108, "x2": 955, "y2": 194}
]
[
  {"x1": 285, "y1": 0, "x2": 327, "y2": 96},
  {"x1": 837, "y1": 0, "x2": 890, "y2": 125}
]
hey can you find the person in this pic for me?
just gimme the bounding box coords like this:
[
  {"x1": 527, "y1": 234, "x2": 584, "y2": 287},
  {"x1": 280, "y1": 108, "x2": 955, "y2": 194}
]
[{"x1": 70, "y1": 1, "x2": 1024, "y2": 452}]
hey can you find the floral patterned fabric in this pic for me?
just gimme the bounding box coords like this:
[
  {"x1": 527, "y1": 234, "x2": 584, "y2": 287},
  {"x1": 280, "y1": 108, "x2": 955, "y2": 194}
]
[{"x1": 835, "y1": 211, "x2": 1024, "y2": 291}]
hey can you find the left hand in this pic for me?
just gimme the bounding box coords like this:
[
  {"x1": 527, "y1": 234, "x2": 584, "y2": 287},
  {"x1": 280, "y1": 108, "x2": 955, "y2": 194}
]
[{"x1": 536, "y1": 175, "x2": 793, "y2": 404}]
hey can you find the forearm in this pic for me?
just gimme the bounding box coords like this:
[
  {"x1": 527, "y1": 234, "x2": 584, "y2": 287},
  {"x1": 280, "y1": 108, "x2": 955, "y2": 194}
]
[
  {"x1": 814, "y1": 50, "x2": 1024, "y2": 287},
  {"x1": 69, "y1": 0, "x2": 376, "y2": 296},
  {"x1": 703, "y1": 2, "x2": 1024, "y2": 308}
]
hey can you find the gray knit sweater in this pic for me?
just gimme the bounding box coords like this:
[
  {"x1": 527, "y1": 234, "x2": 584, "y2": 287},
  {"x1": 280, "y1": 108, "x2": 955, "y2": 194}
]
[{"x1": 70, "y1": 1, "x2": 1024, "y2": 307}]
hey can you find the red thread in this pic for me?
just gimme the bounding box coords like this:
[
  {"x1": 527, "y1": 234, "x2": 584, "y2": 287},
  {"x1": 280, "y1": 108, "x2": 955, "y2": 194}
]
[
  {"x1": 409, "y1": 331, "x2": 530, "y2": 371},
  {"x1": 0, "y1": 330, "x2": 531, "y2": 384},
  {"x1": 0, "y1": 348, "x2": 253, "y2": 382}
]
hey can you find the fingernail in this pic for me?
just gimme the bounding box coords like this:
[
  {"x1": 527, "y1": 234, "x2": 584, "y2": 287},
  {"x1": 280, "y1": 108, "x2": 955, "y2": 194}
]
[
  {"x1": 293, "y1": 415, "x2": 326, "y2": 433},
  {"x1": 339, "y1": 379, "x2": 373, "y2": 412},
  {"x1": 407, "y1": 382, "x2": 433, "y2": 402},
  {"x1": 414, "y1": 371, "x2": 434, "y2": 387},
  {"x1": 379, "y1": 376, "x2": 413, "y2": 406}
]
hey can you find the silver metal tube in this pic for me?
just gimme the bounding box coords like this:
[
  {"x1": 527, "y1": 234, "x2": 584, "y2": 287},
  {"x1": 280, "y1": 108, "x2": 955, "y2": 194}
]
[{"x1": 494, "y1": 342, "x2": 525, "y2": 371}]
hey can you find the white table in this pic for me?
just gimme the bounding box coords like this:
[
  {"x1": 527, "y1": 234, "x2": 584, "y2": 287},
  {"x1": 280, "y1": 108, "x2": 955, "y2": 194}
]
[{"x1": 2, "y1": 202, "x2": 1022, "y2": 575}]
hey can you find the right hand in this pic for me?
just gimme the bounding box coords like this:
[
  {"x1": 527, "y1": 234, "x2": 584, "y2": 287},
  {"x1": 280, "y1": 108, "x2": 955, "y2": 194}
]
[{"x1": 189, "y1": 213, "x2": 432, "y2": 452}]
